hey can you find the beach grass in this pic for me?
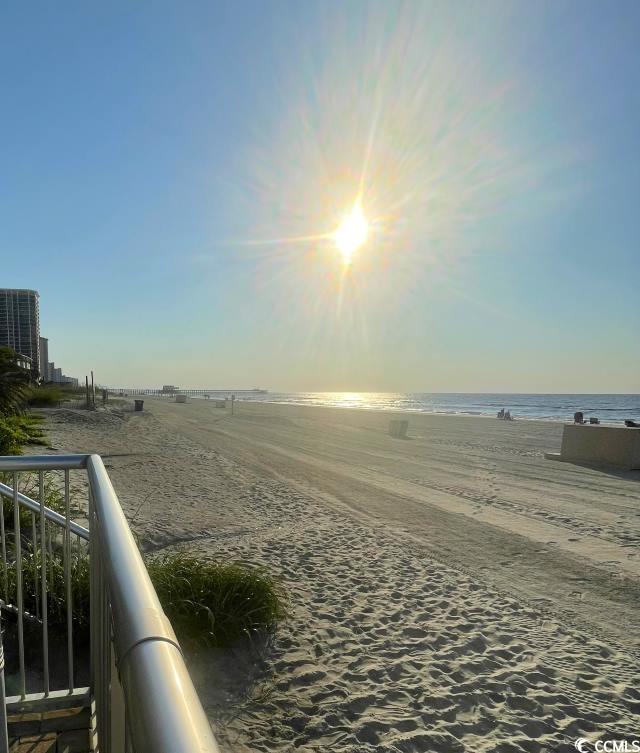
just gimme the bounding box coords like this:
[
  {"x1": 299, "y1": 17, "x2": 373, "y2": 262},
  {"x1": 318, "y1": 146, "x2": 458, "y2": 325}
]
[
  {"x1": 147, "y1": 552, "x2": 286, "y2": 650},
  {"x1": 1, "y1": 470, "x2": 65, "y2": 531},
  {"x1": 27, "y1": 384, "x2": 66, "y2": 407},
  {"x1": 4, "y1": 541, "x2": 91, "y2": 633},
  {"x1": 0, "y1": 414, "x2": 48, "y2": 456},
  {"x1": 27, "y1": 384, "x2": 87, "y2": 407}
]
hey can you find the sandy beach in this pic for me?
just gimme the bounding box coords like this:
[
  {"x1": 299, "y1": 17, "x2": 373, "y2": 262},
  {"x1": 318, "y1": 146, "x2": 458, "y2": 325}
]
[{"x1": 38, "y1": 398, "x2": 640, "y2": 752}]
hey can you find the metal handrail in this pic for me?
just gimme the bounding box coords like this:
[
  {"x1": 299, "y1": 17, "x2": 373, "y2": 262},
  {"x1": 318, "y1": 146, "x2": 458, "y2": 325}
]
[
  {"x1": 0, "y1": 455, "x2": 87, "y2": 471},
  {"x1": 86, "y1": 455, "x2": 219, "y2": 752},
  {"x1": 86, "y1": 457, "x2": 176, "y2": 661},
  {"x1": 0, "y1": 454, "x2": 219, "y2": 753}
]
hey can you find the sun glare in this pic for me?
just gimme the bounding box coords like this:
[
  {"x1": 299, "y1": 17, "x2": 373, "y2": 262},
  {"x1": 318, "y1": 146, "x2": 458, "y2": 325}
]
[{"x1": 334, "y1": 200, "x2": 369, "y2": 264}]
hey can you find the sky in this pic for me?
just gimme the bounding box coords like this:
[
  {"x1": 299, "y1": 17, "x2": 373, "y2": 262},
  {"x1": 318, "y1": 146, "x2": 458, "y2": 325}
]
[{"x1": 1, "y1": 0, "x2": 639, "y2": 393}]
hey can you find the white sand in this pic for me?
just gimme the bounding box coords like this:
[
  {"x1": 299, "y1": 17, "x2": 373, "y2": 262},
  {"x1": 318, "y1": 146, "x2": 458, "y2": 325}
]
[{"x1": 38, "y1": 399, "x2": 640, "y2": 752}]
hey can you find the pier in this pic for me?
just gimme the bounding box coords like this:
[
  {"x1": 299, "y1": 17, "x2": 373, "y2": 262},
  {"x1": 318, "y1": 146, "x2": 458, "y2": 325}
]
[{"x1": 106, "y1": 387, "x2": 267, "y2": 397}]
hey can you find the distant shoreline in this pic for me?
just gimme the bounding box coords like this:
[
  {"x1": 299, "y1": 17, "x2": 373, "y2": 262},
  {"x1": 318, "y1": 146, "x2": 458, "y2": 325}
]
[
  {"x1": 135, "y1": 393, "x2": 639, "y2": 427},
  {"x1": 133, "y1": 390, "x2": 639, "y2": 425}
]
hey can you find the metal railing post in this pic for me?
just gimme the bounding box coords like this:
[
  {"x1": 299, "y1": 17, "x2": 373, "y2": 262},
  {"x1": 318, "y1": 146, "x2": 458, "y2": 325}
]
[
  {"x1": 0, "y1": 616, "x2": 9, "y2": 753},
  {"x1": 89, "y1": 487, "x2": 103, "y2": 751},
  {"x1": 0, "y1": 495, "x2": 6, "y2": 601},
  {"x1": 13, "y1": 473, "x2": 25, "y2": 699},
  {"x1": 39, "y1": 470, "x2": 49, "y2": 696},
  {"x1": 64, "y1": 469, "x2": 74, "y2": 692},
  {"x1": 100, "y1": 565, "x2": 110, "y2": 753},
  {"x1": 109, "y1": 640, "x2": 126, "y2": 751}
]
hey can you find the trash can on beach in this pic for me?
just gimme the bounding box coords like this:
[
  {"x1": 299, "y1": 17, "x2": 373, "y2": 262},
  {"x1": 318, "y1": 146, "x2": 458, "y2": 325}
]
[
  {"x1": 134, "y1": 400, "x2": 144, "y2": 412},
  {"x1": 389, "y1": 419, "x2": 408, "y2": 438}
]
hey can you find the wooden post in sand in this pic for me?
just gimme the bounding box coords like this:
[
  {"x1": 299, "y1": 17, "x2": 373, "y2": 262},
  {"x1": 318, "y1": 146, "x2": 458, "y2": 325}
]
[
  {"x1": 91, "y1": 370, "x2": 95, "y2": 407},
  {"x1": 85, "y1": 376, "x2": 90, "y2": 408}
]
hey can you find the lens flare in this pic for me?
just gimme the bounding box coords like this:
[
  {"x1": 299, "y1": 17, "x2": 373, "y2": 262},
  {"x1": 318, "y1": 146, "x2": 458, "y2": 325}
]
[
  {"x1": 205, "y1": 2, "x2": 572, "y2": 359},
  {"x1": 334, "y1": 200, "x2": 369, "y2": 264}
]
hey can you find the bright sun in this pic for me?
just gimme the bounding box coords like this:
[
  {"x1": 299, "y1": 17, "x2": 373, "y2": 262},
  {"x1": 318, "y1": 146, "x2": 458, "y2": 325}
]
[{"x1": 334, "y1": 200, "x2": 369, "y2": 264}]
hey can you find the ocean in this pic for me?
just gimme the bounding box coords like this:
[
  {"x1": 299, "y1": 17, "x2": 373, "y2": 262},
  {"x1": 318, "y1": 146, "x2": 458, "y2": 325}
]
[{"x1": 226, "y1": 392, "x2": 640, "y2": 423}]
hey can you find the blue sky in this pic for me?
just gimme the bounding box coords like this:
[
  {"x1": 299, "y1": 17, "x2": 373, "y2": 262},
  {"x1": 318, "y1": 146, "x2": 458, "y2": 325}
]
[{"x1": 1, "y1": 1, "x2": 638, "y2": 392}]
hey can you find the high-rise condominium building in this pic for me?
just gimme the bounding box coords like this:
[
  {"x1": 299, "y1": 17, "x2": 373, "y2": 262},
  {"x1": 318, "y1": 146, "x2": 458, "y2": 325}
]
[
  {"x1": 39, "y1": 337, "x2": 49, "y2": 381},
  {"x1": 0, "y1": 289, "x2": 41, "y2": 374}
]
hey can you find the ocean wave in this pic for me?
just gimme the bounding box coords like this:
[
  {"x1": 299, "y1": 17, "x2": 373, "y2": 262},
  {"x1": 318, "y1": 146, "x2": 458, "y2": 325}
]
[{"x1": 190, "y1": 391, "x2": 639, "y2": 422}]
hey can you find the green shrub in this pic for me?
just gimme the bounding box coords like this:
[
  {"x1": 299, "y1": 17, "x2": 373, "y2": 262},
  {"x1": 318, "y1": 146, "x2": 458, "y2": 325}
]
[
  {"x1": 0, "y1": 475, "x2": 87, "y2": 632},
  {"x1": 0, "y1": 415, "x2": 47, "y2": 456},
  {"x1": 5, "y1": 542, "x2": 90, "y2": 633},
  {"x1": 27, "y1": 385, "x2": 65, "y2": 407},
  {"x1": 0, "y1": 471, "x2": 90, "y2": 637},
  {"x1": 13, "y1": 414, "x2": 47, "y2": 444},
  {"x1": 147, "y1": 552, "x2": 286, "y2": 649},
  {"x1": 1, "y1": 473, "x2": 66, "y2": 545},
  {"x1": 0, "y1": 416, "x2": 30, "y2": 455},
  {"x1": 0, "y1": 347, "x2": 33, "y2": 416}
]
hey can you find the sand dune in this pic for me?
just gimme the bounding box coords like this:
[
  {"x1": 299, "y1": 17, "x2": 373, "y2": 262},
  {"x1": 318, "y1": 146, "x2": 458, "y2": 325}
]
[{"x1": 39, "y1": 399, "x2": 640, "y2": 752}]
